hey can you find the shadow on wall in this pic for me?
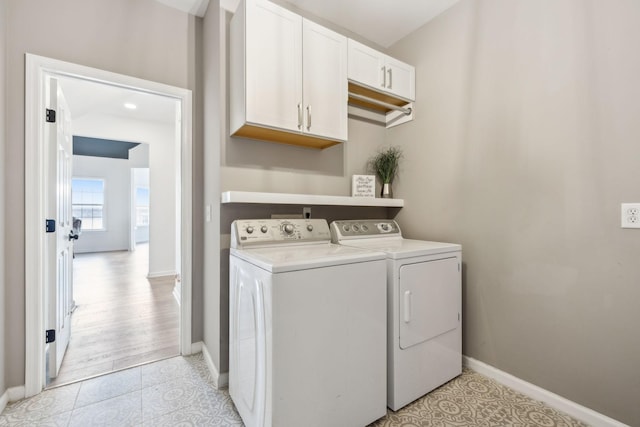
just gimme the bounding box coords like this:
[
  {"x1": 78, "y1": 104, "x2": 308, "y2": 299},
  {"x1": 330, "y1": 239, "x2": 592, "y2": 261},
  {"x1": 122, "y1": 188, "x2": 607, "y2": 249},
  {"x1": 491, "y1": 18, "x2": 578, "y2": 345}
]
[{"x1": 225, "y1": 135, "x2": 345, "y2": 176}]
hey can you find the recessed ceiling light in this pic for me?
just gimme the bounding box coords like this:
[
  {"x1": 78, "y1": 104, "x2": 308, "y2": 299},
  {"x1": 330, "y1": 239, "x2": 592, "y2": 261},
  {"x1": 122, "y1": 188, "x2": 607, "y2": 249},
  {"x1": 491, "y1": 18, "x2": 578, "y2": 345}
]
[{"x1": 124, "y1": 103, "x2": 137, "y2": 110}]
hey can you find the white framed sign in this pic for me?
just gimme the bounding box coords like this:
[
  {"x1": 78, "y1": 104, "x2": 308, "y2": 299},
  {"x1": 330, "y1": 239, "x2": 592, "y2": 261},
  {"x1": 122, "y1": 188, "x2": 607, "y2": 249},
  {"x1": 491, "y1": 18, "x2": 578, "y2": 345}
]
[{"x1": 352, "y1": 175, "x2": 376, "y2": 198}]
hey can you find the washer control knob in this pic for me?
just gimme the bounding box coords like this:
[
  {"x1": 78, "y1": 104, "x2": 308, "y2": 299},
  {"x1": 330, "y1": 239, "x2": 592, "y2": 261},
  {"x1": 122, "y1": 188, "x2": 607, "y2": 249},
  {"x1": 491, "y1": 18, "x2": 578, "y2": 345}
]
[
  {"x1": 246, "y1": 226, "x2": 254, "y2": 234},
  {"x1": 362, "y1": 225, "x2": 369, "y2": 232},
  {"x1": 343, "y1": 225, "x2": 350, "y2": 232},
  {"x1": 283, "y1": 223, "x2": 294, "y2": 234},
  {"x1": 260, "y1": 225, "x2": 268, "y2": 233},
  {"x1": 307, "y1": 224, "x2": 313, "y2": 232},
  {"x1": 353, "y1": 224, "x2": 360, "y2": 232},
  {"x1": 381, "y1": 223, "x2": 389, "y2": 231}
]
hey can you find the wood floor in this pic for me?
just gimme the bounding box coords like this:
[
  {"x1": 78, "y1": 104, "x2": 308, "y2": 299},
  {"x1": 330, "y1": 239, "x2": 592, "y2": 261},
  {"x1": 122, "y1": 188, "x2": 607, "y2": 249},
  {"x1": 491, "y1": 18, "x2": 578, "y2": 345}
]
[{"x1": 47, "y1": 243, "x2": 179, "y2": 388}]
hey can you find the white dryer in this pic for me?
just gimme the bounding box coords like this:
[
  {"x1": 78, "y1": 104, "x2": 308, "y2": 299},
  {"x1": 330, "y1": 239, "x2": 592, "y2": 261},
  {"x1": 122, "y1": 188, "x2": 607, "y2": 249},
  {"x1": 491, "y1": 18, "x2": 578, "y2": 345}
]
[
  {"x1": 229, "y1": 218, "x2": 387, "y2": 427},
  {"x1": 331, "y1": 219, "x2": 462, "y2": 411}
]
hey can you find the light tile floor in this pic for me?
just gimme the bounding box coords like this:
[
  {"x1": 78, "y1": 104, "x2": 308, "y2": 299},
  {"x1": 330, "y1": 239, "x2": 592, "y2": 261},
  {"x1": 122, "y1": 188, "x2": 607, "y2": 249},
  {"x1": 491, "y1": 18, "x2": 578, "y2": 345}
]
[{"x1": 0, "y1": 353, "x2": 588, "y2": 427}]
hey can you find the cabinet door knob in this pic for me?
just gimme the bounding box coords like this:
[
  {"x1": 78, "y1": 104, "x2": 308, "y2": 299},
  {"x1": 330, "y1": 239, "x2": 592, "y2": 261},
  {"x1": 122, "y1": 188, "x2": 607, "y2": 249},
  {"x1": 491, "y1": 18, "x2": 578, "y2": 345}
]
[
  {"x1": 306, "y1": 105, "x2": 312, "y2": 130},
  {"x1": 387, "y1": 68, "x2": 393, "y2": 89},
  {"x1": 381, "y1": 66, "x2": 386, "y2": 87},
  {"x1": 297, "y1": 103, "x2": 302, "y2": 129}
]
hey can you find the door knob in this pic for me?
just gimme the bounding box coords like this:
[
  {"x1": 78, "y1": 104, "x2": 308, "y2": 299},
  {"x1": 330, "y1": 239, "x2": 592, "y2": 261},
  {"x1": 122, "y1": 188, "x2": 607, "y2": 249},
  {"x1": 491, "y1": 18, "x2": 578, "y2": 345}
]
[{"x1": 68, "y1": 231, "x2": 79, "y2": 241}]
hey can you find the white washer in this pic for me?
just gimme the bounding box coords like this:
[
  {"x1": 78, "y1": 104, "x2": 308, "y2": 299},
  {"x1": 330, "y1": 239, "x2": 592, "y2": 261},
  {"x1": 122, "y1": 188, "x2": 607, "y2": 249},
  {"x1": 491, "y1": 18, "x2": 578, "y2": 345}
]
[
  {"x1": 331, "y1": 219, "x2": 462, "y2": 411},
  {"x1": 229, "y1": 218, "x2": 387, "y2": 427}
]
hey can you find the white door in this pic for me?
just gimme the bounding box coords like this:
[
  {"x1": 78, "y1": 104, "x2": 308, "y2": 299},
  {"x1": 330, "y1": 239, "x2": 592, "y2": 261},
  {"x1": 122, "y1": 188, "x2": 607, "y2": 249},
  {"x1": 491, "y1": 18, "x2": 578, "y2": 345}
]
[
  {"x1": 347, "y1": 38, "x2": 385, "y2": 90},
  {"x1": 399, "y1": 257, "x2": 460, "y2": 350},
  {"x1": 45, "y1": 77, "x2": 74, "y2": 379},
  {"x1": 384, "y1": 56, "x2": 415, "y2": 101},
  {"x1": 302, "y1": 18, "x2": 347, "y2": 141},
  {"x1": 245, "y1": 0, "x2": 302, "y2": 132}
]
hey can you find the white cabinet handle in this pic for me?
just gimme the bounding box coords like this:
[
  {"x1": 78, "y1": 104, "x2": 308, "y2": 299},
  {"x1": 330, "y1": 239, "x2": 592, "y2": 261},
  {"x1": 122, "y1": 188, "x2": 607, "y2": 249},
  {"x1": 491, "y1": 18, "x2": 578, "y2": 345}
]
[
  {"x1": 387, "y1": 68, "x2": 393, "y2": 89},
  {"x1": 297, "y1": 103, "x2": 302, "y2": 129},
  {"x1": 381, "y1": 66, "x2": 386, "y2": 88},
  {"x1": 306, "y1": 105, "x2": 311, "y2": 130},
  {"x1": 403, "y1": 290, "x2": 411, "y2": 323}
]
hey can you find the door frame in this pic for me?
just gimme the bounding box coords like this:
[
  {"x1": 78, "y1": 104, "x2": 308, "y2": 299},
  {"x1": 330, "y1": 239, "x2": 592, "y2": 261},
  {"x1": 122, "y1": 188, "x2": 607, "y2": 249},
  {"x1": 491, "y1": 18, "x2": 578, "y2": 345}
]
[{"x1": 24, "y1": 53, "x2": 193, "y2": 396}]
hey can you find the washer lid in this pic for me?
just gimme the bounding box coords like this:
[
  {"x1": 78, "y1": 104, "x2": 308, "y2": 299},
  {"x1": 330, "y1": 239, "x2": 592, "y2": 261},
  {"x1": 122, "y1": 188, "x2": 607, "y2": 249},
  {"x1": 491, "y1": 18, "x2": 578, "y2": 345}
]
[
  {"x1": 231, "y1": 243, "x2": 386, "y2": 273},
  {"x1": 337, "y1": 238, "x2": 461, "y2": 259}
]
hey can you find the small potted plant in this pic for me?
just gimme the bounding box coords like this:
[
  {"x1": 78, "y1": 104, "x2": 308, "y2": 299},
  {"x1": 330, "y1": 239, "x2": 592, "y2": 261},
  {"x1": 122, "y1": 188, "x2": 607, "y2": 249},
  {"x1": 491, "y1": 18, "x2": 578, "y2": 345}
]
[{"x1": 369, "y1": 146, "x2": 403, "y2": 198}]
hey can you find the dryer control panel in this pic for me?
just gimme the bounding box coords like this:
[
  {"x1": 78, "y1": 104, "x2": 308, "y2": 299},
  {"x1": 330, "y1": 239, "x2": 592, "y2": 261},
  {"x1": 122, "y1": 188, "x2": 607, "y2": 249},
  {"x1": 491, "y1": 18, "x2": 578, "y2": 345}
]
[
  {"x1": 231, "y1": 218, "x2": 331, "y2": 248},
  {"x1": 331, "y1": 219, "x2": 402, "y2": 241}
]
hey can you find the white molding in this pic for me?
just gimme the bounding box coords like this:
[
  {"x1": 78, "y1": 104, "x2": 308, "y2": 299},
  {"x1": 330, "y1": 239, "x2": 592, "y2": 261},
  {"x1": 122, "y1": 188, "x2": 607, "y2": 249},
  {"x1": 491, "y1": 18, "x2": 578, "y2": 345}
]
[
  {"x1": 1, "y1": 385, "x2": 26, "y2": 410},
  {"x1": 24, "y1": 53, "x2": 193, "y2": 397},
  {"x1": 191, "y1": 341, "x2": 203, "y2": 353},
  {"x1": 0, "y1": 389, "x2": 7, "y2": 414},
  {"x1": 463, "y1": 356, "x2": 629, "y2": 427},
  {"x1": 173, "y1": 282, "x2": 182, "y2": 305},
  {"x1": 201, "y1": 342, "x2": 228, "y2": 389},
  {"x1": 147, "y1": 270, "x2": 177, "y2": 279}
]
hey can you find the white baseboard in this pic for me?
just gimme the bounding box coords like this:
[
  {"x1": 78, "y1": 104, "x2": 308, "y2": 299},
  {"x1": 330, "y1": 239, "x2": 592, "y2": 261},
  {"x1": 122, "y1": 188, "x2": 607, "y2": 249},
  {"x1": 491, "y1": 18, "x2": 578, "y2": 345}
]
[
  {"x1": 463, "y1": 356, "x2": 629, "y2": 427},
  {"x1": 1, "y1": 385, "x2": 26, "y2": 412},
  {"x1": 172, "y1": 282, "x2": 181, "y2": 305},
  {"x1": 147, "y1": 270, "x2": 176, "y2": 279},
  {"x1": 0, "y1": 389, "x2": 7, "y2": 414},
  {"x1": 191, "y1": 341, "x2": 203, "y2": 354},
  {"x1": 197, "y1": 341, "x2": 228, "y2": 389}
]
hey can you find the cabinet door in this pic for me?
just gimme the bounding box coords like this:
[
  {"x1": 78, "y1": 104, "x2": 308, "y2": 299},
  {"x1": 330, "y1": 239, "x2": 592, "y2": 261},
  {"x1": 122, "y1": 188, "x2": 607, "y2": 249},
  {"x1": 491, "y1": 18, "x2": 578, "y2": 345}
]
[
  {"x1": 302, "y1": 19, "x2": 347, "y2": 141},
  {"x1": 347, "y1": 39, "x2": 385, "y2": 91},
  {"x1": 384, "y1": 56, "x2": 415, "y2": 101},
  {"x1": 399, "y1": 257, "x2": 460, "y2": 350},
  {"x1": 245, "y1": 0, "x2": 302, "y2": 132}
]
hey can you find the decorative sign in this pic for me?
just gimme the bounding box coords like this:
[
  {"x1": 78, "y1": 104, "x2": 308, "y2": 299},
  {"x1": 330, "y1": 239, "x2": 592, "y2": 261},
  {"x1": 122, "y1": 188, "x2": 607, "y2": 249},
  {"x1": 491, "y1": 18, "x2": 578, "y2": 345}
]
[{"x1": 352, "y1": 175, "x2": 376, "y2": 198}]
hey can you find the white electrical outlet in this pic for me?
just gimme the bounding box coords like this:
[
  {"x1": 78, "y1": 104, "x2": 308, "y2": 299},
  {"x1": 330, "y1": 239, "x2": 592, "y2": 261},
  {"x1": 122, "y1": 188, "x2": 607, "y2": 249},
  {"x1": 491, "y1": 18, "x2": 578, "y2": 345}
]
[{"x1": 621, "y1": 203, "x2": 640, "y2": 228}]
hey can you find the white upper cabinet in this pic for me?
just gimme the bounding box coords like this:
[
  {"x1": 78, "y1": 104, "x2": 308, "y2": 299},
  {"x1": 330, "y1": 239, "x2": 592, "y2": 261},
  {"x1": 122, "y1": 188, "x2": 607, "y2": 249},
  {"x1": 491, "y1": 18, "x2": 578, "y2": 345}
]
[
  {"x1": 302, "y1": 19, "x2": 347, "y2": 142},
  {"x1": 230, "y1": 0, "x2": 347, "y2": 149},
  {"x1": 348, "y1": 39, "x2": 415, "y2": 102}
]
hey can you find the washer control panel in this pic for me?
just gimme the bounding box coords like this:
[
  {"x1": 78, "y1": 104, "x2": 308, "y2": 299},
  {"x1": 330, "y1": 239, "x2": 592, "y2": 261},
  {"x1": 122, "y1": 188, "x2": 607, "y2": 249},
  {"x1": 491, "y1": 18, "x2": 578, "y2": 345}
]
[
  {"x1": 231, "y1": 218, "x2": 331, "y2": 248},
  {"x1": 330, "y1": 219, "x2": 402, "y2": 241}
]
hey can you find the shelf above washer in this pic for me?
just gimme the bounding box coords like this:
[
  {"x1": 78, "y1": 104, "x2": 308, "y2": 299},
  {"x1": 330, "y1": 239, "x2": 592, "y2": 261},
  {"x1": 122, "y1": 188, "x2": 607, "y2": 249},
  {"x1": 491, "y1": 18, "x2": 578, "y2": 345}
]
[{"x1": 221, "y1": 191, "x2": 404, "y2": 208}]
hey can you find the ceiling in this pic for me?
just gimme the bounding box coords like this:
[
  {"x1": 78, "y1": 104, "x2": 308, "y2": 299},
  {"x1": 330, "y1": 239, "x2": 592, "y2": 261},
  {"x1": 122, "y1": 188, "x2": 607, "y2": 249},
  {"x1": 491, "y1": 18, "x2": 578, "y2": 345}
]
[
  {"x1": 159, "y1": 0, "x2": 460, "y2": 48},
  {"x1": 57, "y1": 76, "x2": 177, "y2": 124}
]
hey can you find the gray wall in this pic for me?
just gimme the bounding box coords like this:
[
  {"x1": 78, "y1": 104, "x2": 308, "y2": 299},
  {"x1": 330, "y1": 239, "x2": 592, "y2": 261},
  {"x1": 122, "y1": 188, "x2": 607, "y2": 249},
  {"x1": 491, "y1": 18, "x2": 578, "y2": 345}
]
[
  {"x1": 4, "y1": 0, "x2": 197, "y2": 389},
  {"x1": 202, "y1": 0, "x2": 222, "y2": 373},
  {"x1": 0, "y1": 0, "x2": 7, "y2": 399},
  {"x1": 387, "y1": 1, "x2": 640, "y2": 425}
]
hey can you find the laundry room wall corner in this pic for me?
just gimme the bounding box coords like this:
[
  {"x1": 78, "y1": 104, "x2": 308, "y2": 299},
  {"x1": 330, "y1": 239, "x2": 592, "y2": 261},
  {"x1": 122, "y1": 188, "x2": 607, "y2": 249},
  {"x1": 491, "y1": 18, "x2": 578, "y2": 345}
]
[
  {"x1": 201, "y1": 0, "x2": 224, "y2": 375},
  {"x1": 0, "y1": 0, "x2": 8, "y2": 401}
]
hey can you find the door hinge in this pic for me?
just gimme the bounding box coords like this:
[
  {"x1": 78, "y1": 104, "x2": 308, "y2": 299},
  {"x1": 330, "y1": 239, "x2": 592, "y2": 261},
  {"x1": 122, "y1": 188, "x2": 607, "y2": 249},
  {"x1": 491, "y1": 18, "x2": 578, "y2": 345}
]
[
  {"x1": 45, "y1": 329, "x2": 56, "y2": 343},
  {"x1": 46, "y1": 219, "x2": 56, "y2": 233},
  {"x1": 458, "y1": 312, "x2": 461, "y2": 321},
  {"x1": 46, "y1": 108, "x2": 56, "y2": 123},
  {"x1": 458, "y1": 263, "x2": 461, "y2": 272}
]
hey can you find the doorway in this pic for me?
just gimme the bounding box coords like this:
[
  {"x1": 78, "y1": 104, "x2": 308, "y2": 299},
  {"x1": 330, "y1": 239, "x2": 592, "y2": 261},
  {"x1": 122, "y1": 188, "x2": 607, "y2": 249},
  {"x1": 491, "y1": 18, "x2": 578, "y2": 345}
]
[{"x1": 25, "y1": 54, "x2": 193, "y2": 397}]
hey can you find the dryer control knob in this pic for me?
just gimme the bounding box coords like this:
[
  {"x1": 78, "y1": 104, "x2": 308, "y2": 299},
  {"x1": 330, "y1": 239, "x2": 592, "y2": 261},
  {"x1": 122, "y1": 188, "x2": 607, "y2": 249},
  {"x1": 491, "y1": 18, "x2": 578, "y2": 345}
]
[
  {"x1": 283, "y1": 224, "x2": 294, "y2": 234},
  {"x1": 260, "y1": 226, "x2": 268, "y2": 233},
  {"x1": 307, "y1": 225, "x2": 313, "y2": 232},
  {"x1": 246, "y1": 226, "x2": 254, "y2": 234}
]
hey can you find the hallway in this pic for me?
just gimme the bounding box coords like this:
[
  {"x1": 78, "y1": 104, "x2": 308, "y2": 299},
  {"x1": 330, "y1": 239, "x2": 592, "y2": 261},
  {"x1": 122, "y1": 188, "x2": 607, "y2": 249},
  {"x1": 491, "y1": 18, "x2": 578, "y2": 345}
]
[{"x1": 48, "y1": 244, "x2": 179, "y2": 387}]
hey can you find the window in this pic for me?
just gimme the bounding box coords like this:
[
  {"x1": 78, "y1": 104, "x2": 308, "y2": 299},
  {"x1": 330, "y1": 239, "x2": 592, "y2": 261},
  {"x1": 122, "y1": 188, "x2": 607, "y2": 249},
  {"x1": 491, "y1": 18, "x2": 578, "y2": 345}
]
[
  {"x1": 136, "y1": 187, "x2": 150, "y2": 226},
  {"x1": 72, "y1": 178, "x2": 105, "y2": 230}
]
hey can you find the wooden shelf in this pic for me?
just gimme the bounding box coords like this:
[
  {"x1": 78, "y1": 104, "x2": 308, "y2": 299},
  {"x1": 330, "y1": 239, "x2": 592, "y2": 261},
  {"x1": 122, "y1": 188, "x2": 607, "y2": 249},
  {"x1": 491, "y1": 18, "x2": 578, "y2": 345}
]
[{"x1": 221, "y1": 191, "x2": 404, "y2": 207}]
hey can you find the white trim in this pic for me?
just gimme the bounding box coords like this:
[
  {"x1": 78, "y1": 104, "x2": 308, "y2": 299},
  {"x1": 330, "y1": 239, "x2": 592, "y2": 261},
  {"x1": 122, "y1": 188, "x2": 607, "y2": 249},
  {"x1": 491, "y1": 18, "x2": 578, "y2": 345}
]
[
  {"x1": 200, "y1": 342, "x2": 228, "y2": 389},
  {"x1": 1, "y1": 385, "x2": 26, "y2": 411},
  {"x1": 24, "y1": 53, "x2": 193, "y2": 397},
  {"x1": 0, "y1": 389, "x2": 7, "y2": 413},
  {"x1": 147, "y1": 270, "x2": 177, "y2": 279},
  {"x1": 173, "y1": 282, "x2": 182, "y2": 305},
  {"x1": 463, "y1": 356, "x2": 629, "y2": 427},
  {"x1": 191, "y1": 341, "x2": 203, "y2": 353}
]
